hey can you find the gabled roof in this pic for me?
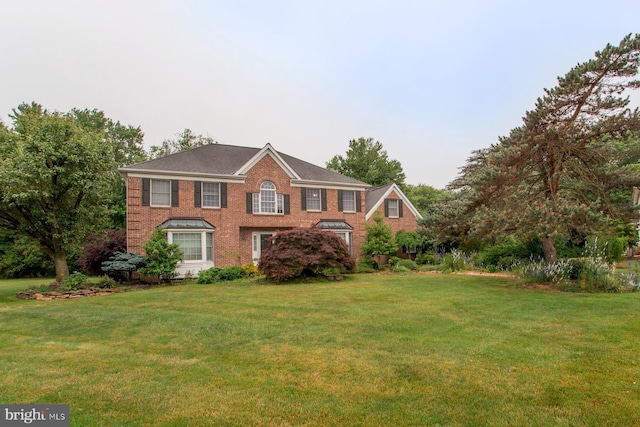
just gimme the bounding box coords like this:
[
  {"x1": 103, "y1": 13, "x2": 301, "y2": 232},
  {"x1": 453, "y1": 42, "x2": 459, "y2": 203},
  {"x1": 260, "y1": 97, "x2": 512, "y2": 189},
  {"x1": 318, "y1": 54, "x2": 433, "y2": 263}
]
[
  {"x1": 365, "y1": 183, "x2": 423, "y2": 220},
  {"x1": 120, "y1": 143, "x2": 368, "y2": 188}
]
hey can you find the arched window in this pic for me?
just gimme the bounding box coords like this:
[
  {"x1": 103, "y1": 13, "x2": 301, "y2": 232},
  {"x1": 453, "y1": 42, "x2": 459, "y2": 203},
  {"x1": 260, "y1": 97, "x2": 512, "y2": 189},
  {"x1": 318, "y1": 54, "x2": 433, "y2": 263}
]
[
  {"x1": 260, "y1": 181, "x2": 276, "y2": 213},
  {"x1": 252, "y1": 181, "x2": 285, "y2": 214}
]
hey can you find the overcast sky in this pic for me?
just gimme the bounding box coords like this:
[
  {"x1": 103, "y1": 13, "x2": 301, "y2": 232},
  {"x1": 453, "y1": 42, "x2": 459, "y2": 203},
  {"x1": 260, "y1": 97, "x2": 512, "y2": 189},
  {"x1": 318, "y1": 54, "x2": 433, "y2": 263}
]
[{"x1": 1, "y1": 1, "x2": 639, "y2": 188}]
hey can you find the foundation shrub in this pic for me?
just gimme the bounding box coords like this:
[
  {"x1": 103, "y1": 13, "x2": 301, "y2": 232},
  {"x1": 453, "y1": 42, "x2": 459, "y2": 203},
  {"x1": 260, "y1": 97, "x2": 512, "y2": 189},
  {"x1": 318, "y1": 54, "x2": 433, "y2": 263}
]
[
  {"x1": 259, "y1": 228, "x2": 355, "y2": 282},
  {"x1": 77, "y1": 228, "x2": 127, "y2": 276},
  {"x1": 395, "y1": 259, "x2": 418, "y2": 271},
  {"x1": 198, "y1": 266, "x2": 247, "y2": 284}
]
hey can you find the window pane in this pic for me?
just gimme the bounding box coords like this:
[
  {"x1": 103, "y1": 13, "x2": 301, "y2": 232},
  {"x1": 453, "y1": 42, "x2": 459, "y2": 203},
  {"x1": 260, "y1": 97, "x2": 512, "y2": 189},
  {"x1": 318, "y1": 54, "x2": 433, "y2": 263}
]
[
  {"x1": 151, "y1": 180, "x2": 171, "y2": 206},
  {"x1": 306, "y1": 188, "x2": 321, "y2": 211},
  {"x1": 261, "y1": 186, "x2": 276, "y2": 213},
  {"x1": 253, "y1": 193, "x2": 260, "y2": 214},
  {"x1": 202, "y1": 182, "x2": 220, "y2": 207},
  {"x1": 342, "y1": 191, "x2": 355, "y2": 212},
  {"x1": 277, "y1": 194, "x2": 284, "y2": 214},
  {"x1": 206, "y1": 232, "x2": 213, "y2": 261},
  {"x1": 388, "y1": 199, "x2": 399, "y2": 217},
  {"x1": 172, "y1": 232, "x2": 202, "y2": 261}
]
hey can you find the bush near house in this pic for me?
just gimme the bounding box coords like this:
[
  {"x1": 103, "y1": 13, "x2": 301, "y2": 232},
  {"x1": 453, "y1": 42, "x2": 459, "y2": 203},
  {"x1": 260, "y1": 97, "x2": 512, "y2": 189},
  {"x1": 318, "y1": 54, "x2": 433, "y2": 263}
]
[
  {"x1": 138, "y1": 228, "x2": 182, "y2": 283},
  {"x1": 77, "y1": 228, "x2": 127, "y2": 276},
  {"x1": 362, "y1": 214, "x2": 398, "y2": 268},
  {"x1": 197, "y1": 266, "x2": 247, "y2": 284},
  {"x1": 101, "y1": 252, "x2": 147, "y2": 282},
  {"x1": 258, "y1": 228, "x2": 355, "y2": 282}
]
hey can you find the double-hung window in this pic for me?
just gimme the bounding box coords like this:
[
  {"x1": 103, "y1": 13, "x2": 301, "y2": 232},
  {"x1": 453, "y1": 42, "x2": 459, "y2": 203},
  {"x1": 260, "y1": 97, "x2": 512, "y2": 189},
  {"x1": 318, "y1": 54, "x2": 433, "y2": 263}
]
[
  {"x1": 341, "y1": 191, "x2": 355, "y2": 212},
  {"x1": 194, "y1": 181, "x2": 226, "y2": 208},
  {"x1": 202, "y1": 182, "x2": 220, "y2": 208},
  {"x1": 250, "y1": 181, "x2": 287, "y2": 214},
  {"x1": 384, "y1": 199, "x2": 403, "y2": 218},
  {"x1": 151, "y1": 180, "x2": 171, "y2": 206},
  {"x1": 142, "y1": 178, "x2": 178, "y2": 207},
  {"x1": 387, "y1": 199, "x2": 399, "y2": 218},
  {"x1": 306, "y1": 188, "x2": 321, "y2": 211},
  {"x1": 260, "y1": 181, "x2": 276, "y2": 213}
]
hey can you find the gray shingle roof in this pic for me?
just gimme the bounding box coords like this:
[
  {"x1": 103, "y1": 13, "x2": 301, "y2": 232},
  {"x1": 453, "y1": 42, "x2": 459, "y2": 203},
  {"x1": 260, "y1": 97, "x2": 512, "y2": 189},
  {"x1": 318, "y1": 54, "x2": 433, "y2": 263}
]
[
  {"x1": 121, "y1": 143, "x2": 368, "y2": 186},
  {"x1": 365, "y1": 184, "x2": 394, "y2": 213},
  {"x1": 121, "y1": 144, "x2": 258, "y2": 175}
]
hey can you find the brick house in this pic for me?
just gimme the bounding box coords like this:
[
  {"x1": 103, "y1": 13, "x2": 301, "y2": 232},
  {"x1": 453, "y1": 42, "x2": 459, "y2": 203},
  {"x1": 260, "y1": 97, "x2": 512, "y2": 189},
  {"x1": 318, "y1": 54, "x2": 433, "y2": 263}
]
[{"x1": 120, "y1": 143, "x2": 421, "y2": 276}]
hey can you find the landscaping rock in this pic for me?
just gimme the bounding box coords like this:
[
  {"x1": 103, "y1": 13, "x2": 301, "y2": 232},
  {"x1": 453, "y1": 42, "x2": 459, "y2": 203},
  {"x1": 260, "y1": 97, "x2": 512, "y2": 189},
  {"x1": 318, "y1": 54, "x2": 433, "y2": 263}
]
[{"x1": 16, "y1": 287, "x2": 124, "y2": 300}]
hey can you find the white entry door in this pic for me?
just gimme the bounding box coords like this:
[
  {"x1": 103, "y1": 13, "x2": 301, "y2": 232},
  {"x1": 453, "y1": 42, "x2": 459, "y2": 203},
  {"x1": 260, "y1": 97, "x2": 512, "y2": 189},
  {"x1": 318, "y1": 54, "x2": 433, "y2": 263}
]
[{"x1": 252, "y1": 232, "x2": 275, "y2": 264}]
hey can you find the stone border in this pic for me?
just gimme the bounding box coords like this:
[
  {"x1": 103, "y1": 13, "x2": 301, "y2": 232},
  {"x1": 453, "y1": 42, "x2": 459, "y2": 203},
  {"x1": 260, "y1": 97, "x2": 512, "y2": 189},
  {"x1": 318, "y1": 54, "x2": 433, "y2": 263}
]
[{"x1": 16, "y1": 288, "x2": 123, "y2": 300}]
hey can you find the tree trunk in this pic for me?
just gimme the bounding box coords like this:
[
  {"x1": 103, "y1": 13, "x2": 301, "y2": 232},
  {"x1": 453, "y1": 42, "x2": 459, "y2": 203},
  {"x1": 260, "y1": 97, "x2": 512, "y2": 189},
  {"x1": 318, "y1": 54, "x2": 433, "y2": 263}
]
[
  {"x1": 53, "y1": 246, "x2": 69, "y2": 283},
  {"x1": 542, "y1": 237, "x2": 557, "y2": 264}
]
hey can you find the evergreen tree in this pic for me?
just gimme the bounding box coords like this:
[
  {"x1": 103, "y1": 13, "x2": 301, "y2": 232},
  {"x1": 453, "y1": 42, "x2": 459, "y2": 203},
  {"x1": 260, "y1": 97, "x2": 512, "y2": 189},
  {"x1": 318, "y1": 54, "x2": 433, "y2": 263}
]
[{"x1": 446, "y1": 34, "x2": 640, "y2": 262}]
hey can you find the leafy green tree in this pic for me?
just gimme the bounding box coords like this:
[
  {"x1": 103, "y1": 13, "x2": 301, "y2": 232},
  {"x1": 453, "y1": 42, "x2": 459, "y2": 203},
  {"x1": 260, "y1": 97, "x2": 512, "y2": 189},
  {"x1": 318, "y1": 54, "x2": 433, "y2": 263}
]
[
  {"x1": 447, "y1": 34, "x2": 640, "y2": 263},
  {"x1": 0, "y1": 103, "x2": 118, "y2": 281},
  {"x1": 72, "y1": 109, "x2": 147, "y2": 228},
  {"x1": 0, "y1": 228, "x2": 54, "y2": 278},
  {"x1": 394, "y1": 230, "x2": 432, "y2": 254},
  {"x1": 149, "y1": 128, "x2": 216, "y2": 159},
  {"x1": 327, "y1": 137, "x2": 406, "y2": 186},
  {"x1": 402, "y1": 184, "x2": 449, "y2": 216},
  {"x1": 138, "y1": 228, "x2": 182, "y2": 283},
  {"x1": 362, "y1": 214, "x2": 398, "y2": 267}
]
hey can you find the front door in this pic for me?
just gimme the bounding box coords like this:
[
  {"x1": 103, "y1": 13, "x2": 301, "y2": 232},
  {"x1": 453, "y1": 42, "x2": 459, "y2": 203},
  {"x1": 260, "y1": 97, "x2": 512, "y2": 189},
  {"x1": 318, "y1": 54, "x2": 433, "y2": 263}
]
[{"x1": 252, "y1": 232, "x2": 275, "y2": 264}]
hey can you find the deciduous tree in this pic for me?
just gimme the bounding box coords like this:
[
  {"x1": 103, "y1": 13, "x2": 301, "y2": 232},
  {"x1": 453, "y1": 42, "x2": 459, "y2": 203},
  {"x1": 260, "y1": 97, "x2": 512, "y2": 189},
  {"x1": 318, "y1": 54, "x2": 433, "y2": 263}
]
[
  {"x1": 258, "y1": 228, "x2": 355, "y2": 282},
  {"x1": 149, "y1": 128, "x2": 216, "y2": 159},
  {"x1": 327, "y1": 137, "x2": 406, "y2": 186},
  {"x1": 362, "y1": 214, "x2": 398, "y2": 266},
  {"x1": 0, "y1": 103, "x2": 119, "y2": 281}
]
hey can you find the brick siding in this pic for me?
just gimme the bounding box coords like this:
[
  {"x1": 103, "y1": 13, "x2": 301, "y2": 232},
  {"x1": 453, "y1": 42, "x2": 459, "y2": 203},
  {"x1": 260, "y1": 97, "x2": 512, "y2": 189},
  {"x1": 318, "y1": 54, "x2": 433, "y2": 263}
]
[{"x1": 126, "y1": 154, "x2": 392, "y2": 267}]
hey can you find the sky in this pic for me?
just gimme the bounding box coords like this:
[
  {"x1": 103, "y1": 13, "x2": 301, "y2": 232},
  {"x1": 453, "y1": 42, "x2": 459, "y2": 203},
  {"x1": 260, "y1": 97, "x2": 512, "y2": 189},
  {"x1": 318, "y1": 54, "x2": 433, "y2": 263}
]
[{"x1": 1, "y1": 1, "x2": 639, "y2": 189}]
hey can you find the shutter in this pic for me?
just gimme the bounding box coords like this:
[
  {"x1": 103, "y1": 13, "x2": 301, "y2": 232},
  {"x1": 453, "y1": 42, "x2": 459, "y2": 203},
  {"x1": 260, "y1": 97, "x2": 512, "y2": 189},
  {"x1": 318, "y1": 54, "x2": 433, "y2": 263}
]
[
  {"x1": 142, "y1": 178, "x2": 150, "y2": 206},
  {"x1": 399, "y1": 199, "x2": 404, "y2": 218},
  {"x1": 246, "y1": 192, "x2": 253, "y2": 214},
  {"x1": 356, "y1": 191, "x2": 362, "y2": 212},
  {"x1": 220, "y1": 183, "x2": 227, "y2": 208},
  {"x1": 384, "y1": 199, "x2": 389, "y2": 217},
  {"x1": 321, "y1": 189, "x2": 327, "y2": 211},
  {"x1": 194, "y1": 181, "x2": 201, "y2": 207},
  {"x1": 301, "y1": 188, "x2": 307, "y2": 210},
  {"x1": 171, "y1": 180, "x2": 179, "y2": 206},
  {"x1": 284, "y1": 194, "x2": 290, "y2": 215},
  {"x1": 338, "y1": 190, "x2": 343, "y2": 212}
]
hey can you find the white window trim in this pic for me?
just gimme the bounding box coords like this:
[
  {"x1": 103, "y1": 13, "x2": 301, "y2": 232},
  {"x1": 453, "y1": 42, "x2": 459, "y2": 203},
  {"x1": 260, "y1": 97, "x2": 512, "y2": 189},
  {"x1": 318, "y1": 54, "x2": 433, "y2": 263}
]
[
  {"x1": 202, "y1": 182, "x2": 220, "y2": 209},
  {"x1": 342, "y1": 190, "x2": 356, "y2": 213},
  {"x1": 306, "y1": 188, "x2": 321, "y2": 212},
  {"x1": 167, "y1": 230, "x2": 214, "y2": 264},
  {"x1": 387, "y1": 199, "x2": 399, "y2": 218},
  {"x1": 151, "y1": 179, "x2": 171, "y2": 207},
  {"x1": 252, "y1": 231, "x2": 276, "y2": 264},
  {"x1": 328, "y1": 230, "x2": 352, "y2": 254},
  {"x1": 253, "y1": 182, "x2": 285, "y2": 215}
]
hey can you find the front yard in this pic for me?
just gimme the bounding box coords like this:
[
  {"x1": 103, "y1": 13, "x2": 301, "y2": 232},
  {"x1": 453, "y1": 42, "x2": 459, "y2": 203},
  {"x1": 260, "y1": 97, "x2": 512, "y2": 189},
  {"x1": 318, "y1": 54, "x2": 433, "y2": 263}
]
[{"x1": 1, "y1": 274, "x2": 638, "y2": 426}]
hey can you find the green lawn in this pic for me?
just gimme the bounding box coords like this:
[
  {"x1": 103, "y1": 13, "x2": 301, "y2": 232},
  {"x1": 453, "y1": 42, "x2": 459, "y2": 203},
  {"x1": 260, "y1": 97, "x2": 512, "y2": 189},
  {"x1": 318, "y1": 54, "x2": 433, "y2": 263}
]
[{"x1": 1, "y1": 274, "x2": 639, "y2": 426}]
